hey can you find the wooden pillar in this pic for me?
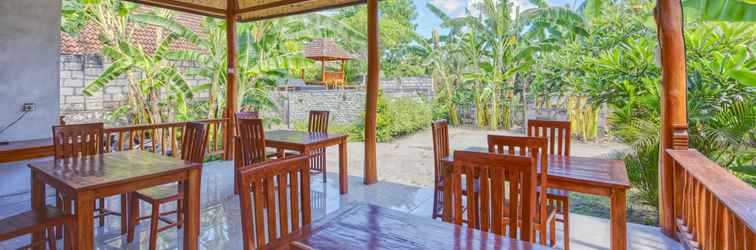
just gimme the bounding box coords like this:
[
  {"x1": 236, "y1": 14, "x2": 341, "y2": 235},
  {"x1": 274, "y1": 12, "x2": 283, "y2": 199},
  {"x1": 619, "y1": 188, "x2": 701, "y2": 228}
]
[
  {"x1": 655, "y1": 0, "x2": 689, "y2": 237},
  {"x1": 364, "y1": 0, "x2": 379, "y2": 185},
  {"x1": 223, "y1": 0, "x2": 238, "y2": 161}
]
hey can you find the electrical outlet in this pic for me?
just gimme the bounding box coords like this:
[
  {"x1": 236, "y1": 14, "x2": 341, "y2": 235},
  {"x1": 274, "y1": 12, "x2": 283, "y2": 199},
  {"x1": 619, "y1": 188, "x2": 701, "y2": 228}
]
[{"x1": 22, "y1": 103, "x2": 35, "y2": 112}]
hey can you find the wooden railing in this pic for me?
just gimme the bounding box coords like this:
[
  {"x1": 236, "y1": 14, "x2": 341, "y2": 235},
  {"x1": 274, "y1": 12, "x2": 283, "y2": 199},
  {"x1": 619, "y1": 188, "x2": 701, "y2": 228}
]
[
  {"x1": 668, "y1": 149, "x2": 756, "y2": 250},
  {"x1": 103, "y1": 119, "x2": 227, "y2": 160}
]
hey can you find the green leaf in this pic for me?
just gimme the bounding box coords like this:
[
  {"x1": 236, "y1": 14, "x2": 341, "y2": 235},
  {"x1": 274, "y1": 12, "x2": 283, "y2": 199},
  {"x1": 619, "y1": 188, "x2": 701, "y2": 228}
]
[
  {"x1": 683, "y1": 0, "x2": 756, "y2": 21},
  {"x1": 730, "y1": 69, "x2": 756, "y2": 86},
  {"x1": 83, "y1": 60, "x2": 131, "y2": 96}
]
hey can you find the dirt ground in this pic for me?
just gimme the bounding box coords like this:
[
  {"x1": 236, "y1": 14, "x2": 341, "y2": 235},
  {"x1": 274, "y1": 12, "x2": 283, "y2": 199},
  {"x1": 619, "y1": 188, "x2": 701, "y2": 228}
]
[{"x1": 325, "y1": 126, "x2": 630, "y2": 187}]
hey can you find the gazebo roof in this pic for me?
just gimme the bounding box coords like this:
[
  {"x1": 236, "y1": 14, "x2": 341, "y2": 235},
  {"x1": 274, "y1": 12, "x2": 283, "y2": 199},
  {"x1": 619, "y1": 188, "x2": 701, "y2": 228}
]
[
  {"x1": 126, "y1": 0, "x2": 366, "y2": 21},
  {"x1": 304, "y1": 38, "x2": 356, "y2": 61}
]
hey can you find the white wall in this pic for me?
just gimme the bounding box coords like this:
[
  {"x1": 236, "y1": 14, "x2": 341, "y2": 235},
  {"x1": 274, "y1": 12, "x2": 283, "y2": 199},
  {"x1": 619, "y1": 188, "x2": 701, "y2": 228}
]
[{"x1": 0, "y1": 0, "x2": 61, "y2": 141}]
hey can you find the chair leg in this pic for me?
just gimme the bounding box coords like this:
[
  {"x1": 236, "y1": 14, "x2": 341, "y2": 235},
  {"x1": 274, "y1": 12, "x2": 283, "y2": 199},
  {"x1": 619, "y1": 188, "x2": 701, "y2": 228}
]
[
  {"x1": 98, "y1": 197, "x2": 106, "y2": 227},
  {"x1": 176, "y1": 199, "x2": 184, "y2": 229},
  {"x1": 149, "y1": 202, "x2": 160, "y2": 250},
  {"x1": 563, "y1": 199, "x2": 570, "y2": 250},
  {"x1": 432, "y1": 186, "x2": 440, "y2": 219},
  {"x1": 47, "y1": 226, "x2": 57, "y2": 250},
  {"x1": 322, "y1": 153, "x2": 327, "y2": 183},
  {"x1": 55, "y1": 191, "x2": 63, "y2": 240},
  {"x1": 127, "y1": 193, "x2": 139, "y2": 243}
]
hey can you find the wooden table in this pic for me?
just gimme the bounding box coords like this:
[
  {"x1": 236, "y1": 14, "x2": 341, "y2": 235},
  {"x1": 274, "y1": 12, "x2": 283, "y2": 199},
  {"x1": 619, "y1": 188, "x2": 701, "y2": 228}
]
[
  {"x1": 441, "y1": 147, "x2": 631, "y2": 250},
  {"x1": 265, "y1": 130, "x2": 349, "y2": 194},
  {"x1": 28, "y1": 150, "x2": 202, "y2": 250},
  {"x1": 266, "y1": 202, "x2": 555, "y2": 249},
  {"x1": 0, "y1": 138, "x2": 53, "y2": 163}
]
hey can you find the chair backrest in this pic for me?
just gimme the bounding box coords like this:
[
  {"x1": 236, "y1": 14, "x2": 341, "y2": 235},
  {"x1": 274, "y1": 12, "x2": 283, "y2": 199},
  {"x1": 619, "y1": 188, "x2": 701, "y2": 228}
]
[
  {"x1": 235, "y1": 118, "x2": 267, "y2": 170},
  {"x1": 527, "y1": 119, "x2": 571, "y2": 156},
  {"x1": 238, "y1": 155, "x2": 311, "y2": 250},
  {"x1": 52, "y1": 123, "x2": 104, "y2": 159},
  {"x1": 181, "y1": 122, "x2": 208, "y2": 164},
  {"x1": 451, "y1": 151, "x2": 537, "y2": 242},
  {"x1": 235, "y1": 112, "x2": 259, "y2": 120},
  {"x1": 487, "y1": 135, "x2": 549, "y2": 235},
  {"x1": 431, "y1": 120, "x2": 450, "y2": 183},
  {"x1": 308, "y1": 111, "x2": 329, "y2": 133}
]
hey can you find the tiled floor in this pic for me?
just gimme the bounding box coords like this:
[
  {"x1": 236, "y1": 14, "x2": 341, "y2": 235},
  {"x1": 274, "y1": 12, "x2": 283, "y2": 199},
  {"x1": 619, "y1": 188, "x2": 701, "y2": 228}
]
[{"x1": 0, "y1": 161, "x2": 679, "y2": 250}]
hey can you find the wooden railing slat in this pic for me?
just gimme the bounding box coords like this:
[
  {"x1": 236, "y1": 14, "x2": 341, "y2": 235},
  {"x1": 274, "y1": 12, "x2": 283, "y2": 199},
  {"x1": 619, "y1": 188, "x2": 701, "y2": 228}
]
[{"x1": 667, "y1": 149, "x2": 756, "y2": 250}]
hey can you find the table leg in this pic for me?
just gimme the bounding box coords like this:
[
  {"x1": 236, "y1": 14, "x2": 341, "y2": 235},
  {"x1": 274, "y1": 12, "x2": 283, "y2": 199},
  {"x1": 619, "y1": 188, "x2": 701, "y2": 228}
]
[
  {"x1": 30, "y1": 171, "x2": 45, "y2": 250},
  {"x1": 75, "y1": 192, "x2": 95, "y2": 250},
  {"x1": 183, "y1": 168, "x2": 201, "y2": 250},
  {"x1": 339, "y1": 139, "x2": 348, "y2": 194},
  {"x1": 611, "y1": 189, "x2": 627, "y2": 250}
]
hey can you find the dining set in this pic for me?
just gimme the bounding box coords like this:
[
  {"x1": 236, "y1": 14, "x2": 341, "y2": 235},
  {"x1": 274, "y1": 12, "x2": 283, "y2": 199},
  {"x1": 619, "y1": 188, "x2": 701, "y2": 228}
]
[
  {"x1": 430, "y1": 119, "x2": 631, "y2": 250},
  {"x1": 0, "y1": 110, "x2": 350, "y2": 250},
  {"x1": 0, "y1": 115, "x2": 630, "y2": 250}
]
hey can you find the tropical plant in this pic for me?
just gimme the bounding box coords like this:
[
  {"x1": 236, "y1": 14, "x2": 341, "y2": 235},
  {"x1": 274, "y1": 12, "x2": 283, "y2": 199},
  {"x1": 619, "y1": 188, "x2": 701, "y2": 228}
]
[{"x1": 63, "y1": 0, "x2": 198, "y2": 124}]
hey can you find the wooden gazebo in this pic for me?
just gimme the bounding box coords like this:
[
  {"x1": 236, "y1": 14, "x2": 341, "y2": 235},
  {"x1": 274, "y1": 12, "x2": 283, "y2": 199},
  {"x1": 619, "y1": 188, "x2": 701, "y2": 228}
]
[
  {"x1": 117, "y1": 2, "x2": 693, "y2": 249},
  {"x1": 125, "y1": 0, "x2": 381, "y2": 186},
  {"x1": 304, "y1": 38, "x2": 355, "y2": 88}
]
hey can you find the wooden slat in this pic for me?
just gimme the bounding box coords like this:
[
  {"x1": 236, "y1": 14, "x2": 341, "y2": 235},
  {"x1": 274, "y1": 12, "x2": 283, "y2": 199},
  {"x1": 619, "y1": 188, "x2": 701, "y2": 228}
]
[{"x1": 668, "y1": 149, "x2": 756, "y2": 250}]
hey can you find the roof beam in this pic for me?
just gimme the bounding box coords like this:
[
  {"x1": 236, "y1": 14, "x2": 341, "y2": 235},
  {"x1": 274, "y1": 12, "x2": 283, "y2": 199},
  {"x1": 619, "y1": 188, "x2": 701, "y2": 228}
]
[
  {"x1": 125, "y1": 0, "x2": 226, "y2": 17},
  {"x1": 236, "y1": 0, "x2": 310, "y2": 14}
]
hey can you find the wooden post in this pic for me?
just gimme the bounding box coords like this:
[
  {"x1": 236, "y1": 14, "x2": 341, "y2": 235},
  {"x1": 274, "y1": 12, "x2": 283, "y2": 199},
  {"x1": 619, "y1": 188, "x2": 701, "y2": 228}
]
[
  {"x1": 655, "y1": 0, "x2": 689, "y2": 237},
  {"x1": 224, "y1": 0, "x2": 238, "y2": 161},
  {"x1": 364, "y1": 0, "x2": 379, "y2": 185}
]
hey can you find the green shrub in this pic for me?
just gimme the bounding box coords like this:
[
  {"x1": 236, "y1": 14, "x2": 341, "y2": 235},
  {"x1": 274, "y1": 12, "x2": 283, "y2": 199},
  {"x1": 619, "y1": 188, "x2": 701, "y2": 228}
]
[
  {"x1": 353, "y1": 94, "x2": 432, "y2": 142},
  {"x1": 293, "y1": 94, "x2": 432, "y2": 142}
]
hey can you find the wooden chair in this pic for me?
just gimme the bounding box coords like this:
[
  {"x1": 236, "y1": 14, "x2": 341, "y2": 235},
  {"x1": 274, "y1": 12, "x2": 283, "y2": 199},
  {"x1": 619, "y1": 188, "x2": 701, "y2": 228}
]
[
  {"x1": 238, "y1": 155, "x2": 311, "y2": 250},
  {"x1": 487, "y1": 135, "x2": 563, "y2": 247},
  {"x1": 431, "y1": 120, "x2": 450, "y2": 219},
  {"x1": 235, "y1": 111, "x2": 259, "y2": 120},
  {"x1": 449, "y1": 151, "x2": 537, "y2": 242},
  {"x1": 234, "y1": 118, "x2": 268, "y2": 194},
  {"x1": 0, "y1": 206, "x2": 75, "y2": 250},
  {"x1": 308, "y1": 110, "x2": 329, "y2": 182},
  {"x1": 527, "y1": 119, "x2": 572, "y2": 249},
  {"x1": 52, "y1": 123, "x2": 127, "y2": 236},
  {"x1": 127, "y1": 122, "x2": 208, "y2": 250}
]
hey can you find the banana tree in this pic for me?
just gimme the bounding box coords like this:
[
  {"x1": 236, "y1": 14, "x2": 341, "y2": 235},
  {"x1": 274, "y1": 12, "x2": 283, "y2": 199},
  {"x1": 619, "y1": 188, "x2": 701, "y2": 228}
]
[
  {"x1": 82, "y1": 13, "x2": 195, "y2": 124},
  {"x1": 65, "y1": 0, "x2": 195, "y2": 124}
]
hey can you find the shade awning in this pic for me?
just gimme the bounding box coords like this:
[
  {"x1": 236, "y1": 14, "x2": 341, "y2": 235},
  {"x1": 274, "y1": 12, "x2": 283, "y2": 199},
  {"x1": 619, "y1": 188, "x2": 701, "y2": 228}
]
[{"x1": 125, "y1": 0, "x2": 366, "y2": 21}]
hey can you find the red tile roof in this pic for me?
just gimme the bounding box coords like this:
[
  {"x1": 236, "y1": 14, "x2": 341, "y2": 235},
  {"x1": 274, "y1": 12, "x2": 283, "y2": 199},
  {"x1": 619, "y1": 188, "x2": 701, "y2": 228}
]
[{"x1": 60, "y1": 8, "x2": 206, "y2": 55}]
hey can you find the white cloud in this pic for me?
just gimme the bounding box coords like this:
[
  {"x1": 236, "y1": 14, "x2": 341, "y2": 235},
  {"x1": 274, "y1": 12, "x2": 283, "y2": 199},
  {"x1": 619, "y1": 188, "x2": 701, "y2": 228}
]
[{"x1": 430, "y1": 0, "x2": 466, "y2": 17}]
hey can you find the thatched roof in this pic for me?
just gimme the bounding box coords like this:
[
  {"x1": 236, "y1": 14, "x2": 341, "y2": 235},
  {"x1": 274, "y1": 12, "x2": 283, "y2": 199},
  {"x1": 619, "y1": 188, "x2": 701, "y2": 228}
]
[
  {"x1": 304, "y1": 39, "x2": 355, "y2": 61},
  {"x1": 126, "y1": 0, "x2": 366, "y2": 21}
]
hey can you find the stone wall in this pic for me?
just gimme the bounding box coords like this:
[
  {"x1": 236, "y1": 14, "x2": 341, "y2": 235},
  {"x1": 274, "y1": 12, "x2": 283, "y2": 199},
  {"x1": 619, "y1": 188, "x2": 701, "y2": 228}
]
[{"x1": 58, "y1": 54, "x2": 433, "y2": 125}]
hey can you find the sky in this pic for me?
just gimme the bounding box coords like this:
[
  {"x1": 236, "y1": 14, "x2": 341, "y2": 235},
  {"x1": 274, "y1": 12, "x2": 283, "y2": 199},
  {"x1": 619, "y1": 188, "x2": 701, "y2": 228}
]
[{"x1": 412, "y1": 0, "x2": 581, "y2": 37}]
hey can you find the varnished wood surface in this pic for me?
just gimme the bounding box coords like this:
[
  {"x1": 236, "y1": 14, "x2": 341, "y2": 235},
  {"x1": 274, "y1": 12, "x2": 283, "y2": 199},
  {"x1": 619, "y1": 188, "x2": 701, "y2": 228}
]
[
  {"x1": 0, "y1": 138, "x2": 54, "y2": 163},
  {"x1": 238, "y1": 155, "x2": 311, "y2": 250},
  {"x1": 444, "y1": 147, "x2": 630, "y2": 191},
  {"x1": 265, "y1": 130, "x2": 346, "y2": 149},
  {"x1": 266, "y1": 202, "x2": 555, "y2": 250},
  {"x1": 28, "y1": 150, "x2": 200, "y2": 192},
  {"x1": 668, "y1": 149, "x2": 756, "y2": 249},
  {"x1": 29, "y1": 150, "x2": 202, "y2": 250},
  {"x1": 265, "y1": 130, "x2": 349, "y2": 194},
  {"x1": 442, "y1": 146, "x2": 629, "y2": 250}
]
